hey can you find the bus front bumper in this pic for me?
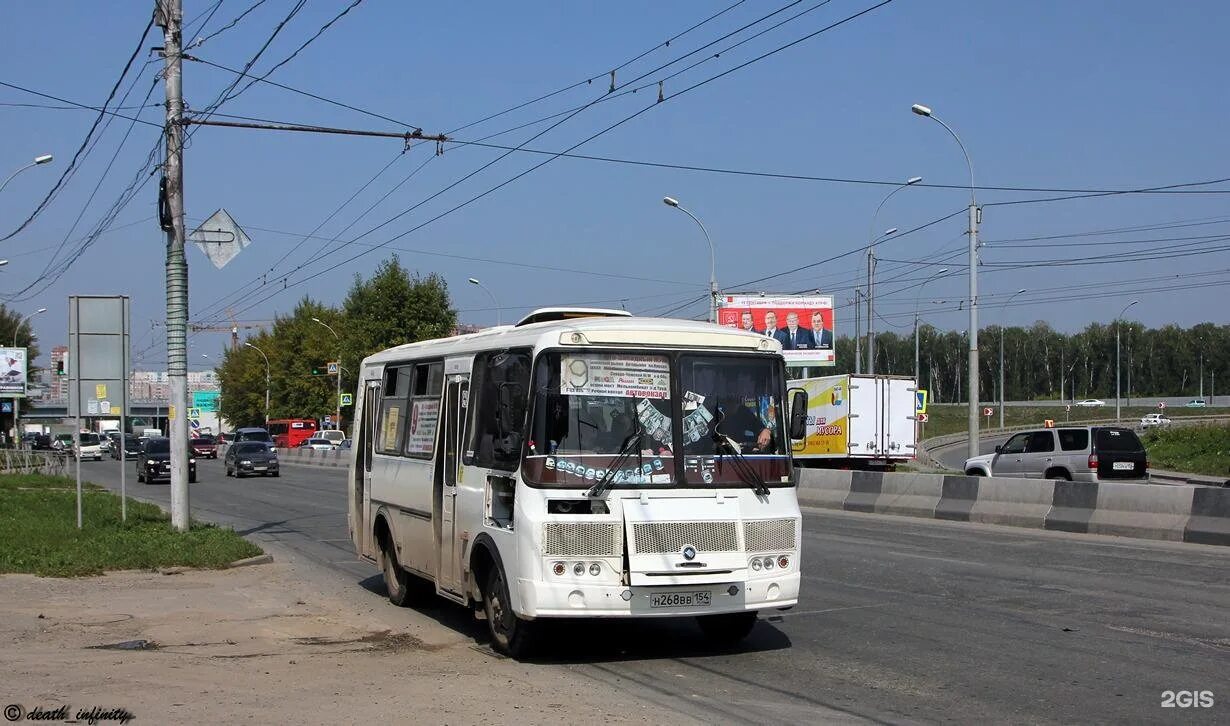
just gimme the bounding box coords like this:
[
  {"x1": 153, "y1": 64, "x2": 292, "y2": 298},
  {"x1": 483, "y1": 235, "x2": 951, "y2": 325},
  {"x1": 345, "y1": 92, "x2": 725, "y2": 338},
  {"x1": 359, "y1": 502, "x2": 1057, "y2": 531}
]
[{"x1": 516, "y1": 573, "x2": 800, "y2": 619}]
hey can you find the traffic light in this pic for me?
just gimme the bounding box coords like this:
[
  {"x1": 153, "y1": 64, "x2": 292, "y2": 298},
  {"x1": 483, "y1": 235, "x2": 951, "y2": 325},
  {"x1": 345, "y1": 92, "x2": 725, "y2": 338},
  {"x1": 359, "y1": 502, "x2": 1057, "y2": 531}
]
[
  {"x1": 310, "y1": 365, "x2": 325, "y2": 376},
  {"x1": 55, "y1": 359, "x2": 65, "y2": 376}
]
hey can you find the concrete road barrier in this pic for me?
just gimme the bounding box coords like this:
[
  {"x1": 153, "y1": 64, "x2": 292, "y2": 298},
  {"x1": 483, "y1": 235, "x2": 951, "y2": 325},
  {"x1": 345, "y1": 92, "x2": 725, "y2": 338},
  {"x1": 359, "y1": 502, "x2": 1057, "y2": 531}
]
[{"x1": 798, "y1": 469, "x2": 1230, "y2": 547}]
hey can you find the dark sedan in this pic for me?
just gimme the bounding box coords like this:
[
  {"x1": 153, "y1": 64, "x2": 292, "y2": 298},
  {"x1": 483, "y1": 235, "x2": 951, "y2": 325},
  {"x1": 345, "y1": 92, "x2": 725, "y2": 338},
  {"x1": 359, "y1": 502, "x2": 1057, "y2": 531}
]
[
  {"x1": 137, "y1": 437, "x2": 197, "y2": 483},
  {"x1": 110, "y1": 434, "x2": 143, "y2": 460},
  {"x1": 224, "y1": 441, "x2": 279, "y2": 478}
]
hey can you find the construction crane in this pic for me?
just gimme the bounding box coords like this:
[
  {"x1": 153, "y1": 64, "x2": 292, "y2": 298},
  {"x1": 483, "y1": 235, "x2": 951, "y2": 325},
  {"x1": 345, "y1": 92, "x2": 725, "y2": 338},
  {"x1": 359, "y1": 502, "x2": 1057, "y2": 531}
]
[{"x1": 186, "y1": 309, "x2": 271, "y2": 351}]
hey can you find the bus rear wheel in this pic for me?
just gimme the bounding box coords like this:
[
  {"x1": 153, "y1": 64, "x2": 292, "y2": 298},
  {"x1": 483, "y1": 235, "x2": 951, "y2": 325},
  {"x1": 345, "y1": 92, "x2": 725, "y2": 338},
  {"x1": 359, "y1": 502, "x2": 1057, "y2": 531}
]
[
  {"x1": 381, "y1": 536, "x2": 414, "y2": 607},
  {"x1": 696, "y1": 611, "x2": 758, "y2": 646},
  {"x1": 483, "y1": 566, "x2": 536, "y2": 659}
]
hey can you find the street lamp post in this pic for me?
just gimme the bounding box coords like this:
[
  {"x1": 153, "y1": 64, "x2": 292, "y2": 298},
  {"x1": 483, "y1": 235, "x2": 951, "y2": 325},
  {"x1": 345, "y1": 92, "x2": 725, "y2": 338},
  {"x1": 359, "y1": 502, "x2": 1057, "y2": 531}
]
[
  {"x1": 0, "y1": 154, "x2": 54, "y2": 195},
  {"x1": 245, "y1": 342, "x2": 270, "y2": 428},
  {"x1": 998, "y1": 289, "x2": 1027, "y2": 428},
  {"x1": 913, "y1": 269, "x2": 949, "y2": 388},
  {"x1": 868, "y1": 176, "x2": 921, "y2": 373},
  {"x1": 467, "y1": 278, "x2": 501, "y2": 326},
  {"x1": 11, "y1": 307, "x2": 47, "y2": 447},
  {"x1": 912, "y1": 103, "x2": 979, "y2": 459},
  {"x1": 1115, "y1": 300, "x2": 1139, "y2": 422},
  {"x1": 853, "y1": 288, "x2": 864, "y2": 374},
  {"x1": 311, "y1": 317, "x2": 341, "y2": 431},
  {"x1": 663, "y1": 196, "x2": 717, "y2": 323}
]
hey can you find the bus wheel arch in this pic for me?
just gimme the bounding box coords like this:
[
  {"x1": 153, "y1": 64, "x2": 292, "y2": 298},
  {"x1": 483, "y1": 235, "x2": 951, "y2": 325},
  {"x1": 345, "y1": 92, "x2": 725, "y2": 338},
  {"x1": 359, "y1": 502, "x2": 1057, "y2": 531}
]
[
  {"x1": 468, "y1": 534, "x2": 503, "y2": 607},
  {"x1": 373, "y1": 510, "x2": 411, "y2": 607}
]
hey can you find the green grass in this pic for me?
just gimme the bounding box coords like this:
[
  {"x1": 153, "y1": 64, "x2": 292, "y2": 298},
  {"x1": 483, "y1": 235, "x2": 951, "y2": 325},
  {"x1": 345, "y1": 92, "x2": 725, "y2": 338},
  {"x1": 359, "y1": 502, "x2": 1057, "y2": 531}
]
[
  {"x1": 920, "y1": 404, "x2": 1225, "y2": 440},
  {"x1": 0, "y1": 474, "x2": 262, "y2": 577},
  {"x1": 1141, "y1": 424, "x2": 1230, "y2": 478}
]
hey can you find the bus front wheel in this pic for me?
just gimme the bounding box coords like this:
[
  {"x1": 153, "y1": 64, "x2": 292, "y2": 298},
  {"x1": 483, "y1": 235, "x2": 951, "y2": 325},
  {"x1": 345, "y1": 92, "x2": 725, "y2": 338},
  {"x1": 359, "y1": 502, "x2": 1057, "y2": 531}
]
[
  {"x1": 381, "y1": 536, "x2": 413, "y2": 607},
  {"x1": 696, "y1": 611, "x2": 758, "y2": 646},
  {"x1": 483, "y1": 566, "x2": 536, "y2": 658}
]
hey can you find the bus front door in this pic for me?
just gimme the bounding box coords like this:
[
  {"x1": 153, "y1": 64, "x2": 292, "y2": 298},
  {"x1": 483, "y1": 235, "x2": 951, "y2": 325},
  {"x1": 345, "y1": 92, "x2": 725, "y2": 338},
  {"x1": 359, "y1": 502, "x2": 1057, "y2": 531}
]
[{"x1": 437, "y1": 375, "x2": 469, "y2": 595}]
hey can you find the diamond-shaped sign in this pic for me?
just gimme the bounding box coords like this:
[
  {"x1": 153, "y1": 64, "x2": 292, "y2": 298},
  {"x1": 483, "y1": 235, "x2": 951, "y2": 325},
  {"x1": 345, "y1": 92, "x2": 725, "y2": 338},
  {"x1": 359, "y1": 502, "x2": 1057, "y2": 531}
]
[
  {"x1": 327, "y1": 362, "x2": 339, "y2": 375},
  {"x1": 340, "y1": 393, "x2": 353, "y2": 407},
  {"x1": 191, "y1": 208, "x2": 251, "y2": 269}
]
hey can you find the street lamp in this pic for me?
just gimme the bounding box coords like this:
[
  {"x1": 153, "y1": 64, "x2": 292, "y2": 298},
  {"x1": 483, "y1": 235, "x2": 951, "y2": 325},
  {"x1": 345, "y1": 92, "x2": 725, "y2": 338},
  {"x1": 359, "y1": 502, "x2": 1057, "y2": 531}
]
[
  {"x1": 1115, "y1": 300, "x2": 1139, "y2": 421},
  {"x1": 311, "y1": 317, "x2": 341, "y2": 431},
  {"x1": 663, "y1": 196, "x2": 717, "y2": 323},
  {"x1": 867, "y1": 176, "x2": 922, "y2": 373},
  {"x1": 912, "y1": 102, "x2": 980, "y2": 459},
  {"x1": 245, "y1": 342, "x2": 270, "y2": 428},
  {"x1": 467, "y1": 278, "x2": 501, "y2": 326},
  {"x1": 11, "y1": 306, "x2": 47, "y2": 447},
  {"x1": 913, "y1": 269, "x2": 949, "y2": 388},
  {"x1": 0, "y1": 154, "x2": 54, "y2": 194},
  {"x1": 999, "y1": 289, "x2": 1027, "y2": 428}
]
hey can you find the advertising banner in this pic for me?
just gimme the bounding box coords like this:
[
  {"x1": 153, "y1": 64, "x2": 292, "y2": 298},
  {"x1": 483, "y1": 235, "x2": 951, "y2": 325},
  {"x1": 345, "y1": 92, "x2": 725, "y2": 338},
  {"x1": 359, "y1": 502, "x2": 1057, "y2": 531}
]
[
  {"x1": 0, "y1": 348, "x2": 28, "y2": 396},
  {"x1": 717, "y1": 294, "x2": 835, "y2": 366}
]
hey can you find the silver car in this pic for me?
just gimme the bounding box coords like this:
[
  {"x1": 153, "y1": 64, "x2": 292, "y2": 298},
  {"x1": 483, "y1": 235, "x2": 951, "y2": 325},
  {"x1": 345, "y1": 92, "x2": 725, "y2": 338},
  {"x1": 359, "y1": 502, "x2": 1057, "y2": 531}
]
[{"x1": 964, "y1": 426, "x2": 1149, "y2": 483}]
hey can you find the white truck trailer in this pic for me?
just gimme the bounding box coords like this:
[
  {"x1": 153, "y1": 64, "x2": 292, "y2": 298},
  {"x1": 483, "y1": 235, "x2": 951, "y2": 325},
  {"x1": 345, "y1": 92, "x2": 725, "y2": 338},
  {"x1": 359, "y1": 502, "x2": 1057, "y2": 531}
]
[{"x1": 788, "y1": 373, "x2": 918, "y2": 469}]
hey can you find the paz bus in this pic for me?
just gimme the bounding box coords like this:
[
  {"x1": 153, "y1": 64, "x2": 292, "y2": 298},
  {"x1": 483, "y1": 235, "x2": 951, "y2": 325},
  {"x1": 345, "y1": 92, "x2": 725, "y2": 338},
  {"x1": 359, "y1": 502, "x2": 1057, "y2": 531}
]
[{"x1": 346, "y1": 308, "x2": 807, "y2": 657}]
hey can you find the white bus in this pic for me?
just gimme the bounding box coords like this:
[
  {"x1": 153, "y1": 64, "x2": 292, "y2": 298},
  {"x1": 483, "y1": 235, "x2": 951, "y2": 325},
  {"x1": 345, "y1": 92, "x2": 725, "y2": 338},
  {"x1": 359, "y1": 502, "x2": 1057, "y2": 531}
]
[{"x1": 347, "y1": 308, "x2": 808, "y2": 657}]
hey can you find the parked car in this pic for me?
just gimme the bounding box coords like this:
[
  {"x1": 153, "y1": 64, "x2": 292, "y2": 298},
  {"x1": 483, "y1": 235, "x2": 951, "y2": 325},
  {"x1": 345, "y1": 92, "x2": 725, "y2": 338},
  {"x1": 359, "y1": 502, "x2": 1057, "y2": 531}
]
[
  {"x1": 191, "y1": 435, "x2": 219, "y2": 459},
  {"x1": 317, "y1": 429, "x2": 346, "y2": 445},
  {"x1": 963, "y1": 426, "x2": 1149, "y2": 482},
  {"x1": 233, "y1": 427, "x2": 274, "y2": 444},
  {"x1": 73, "y1": 433, "x2": 104, "y2": 461},
  {"x1": 1074, "y1": 399, "x2": 1105, "y2": 408},
  {"x1": 1140, "y1": 413, "x2": 1172, "y2": 428},
  {"x1": 225, "y1": 441, "x2": 279, "y2": 478},
  {"x1": 110, "y1": 434, "x2": 143, "y2": 460},
  {"x1": 137, "y1": 437, "x2": 197, "y2": 484},
  {"x1": 1185, "y1": 399, "x2": 1207, "y2": 408},
  {"x1": 298, "y1": 437, "x2": 337, "y2": 451}
]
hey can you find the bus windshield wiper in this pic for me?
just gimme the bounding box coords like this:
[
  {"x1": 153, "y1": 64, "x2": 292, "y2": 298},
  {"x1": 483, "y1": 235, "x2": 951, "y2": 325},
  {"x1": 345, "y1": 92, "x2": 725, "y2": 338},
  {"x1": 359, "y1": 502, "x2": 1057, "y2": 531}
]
[
  {"x1": 712, "y1": 412, "x2": 770, "y2": 496},
  {"x1": 588, "y1": 424, "x2": 643, "y2": 498}
]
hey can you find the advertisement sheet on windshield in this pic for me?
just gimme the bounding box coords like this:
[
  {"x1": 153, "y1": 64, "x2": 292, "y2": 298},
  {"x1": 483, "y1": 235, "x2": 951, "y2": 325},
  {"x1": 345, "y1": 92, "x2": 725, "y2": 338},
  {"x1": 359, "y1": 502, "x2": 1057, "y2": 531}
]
[{"x1": 560, "y1": 354, "x2": 670, "y2": 399}]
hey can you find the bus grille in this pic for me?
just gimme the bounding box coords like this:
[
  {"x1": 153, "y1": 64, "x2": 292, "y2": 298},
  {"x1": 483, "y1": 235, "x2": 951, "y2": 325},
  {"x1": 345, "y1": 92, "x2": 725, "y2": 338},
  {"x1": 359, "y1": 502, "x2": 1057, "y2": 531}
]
[
  {"x1": 742, "y1": 519, "x2": 796, "y2": 553},
  {"x1": 542, "y1": 522, "x2": 621, "y2": 557},
  {"x1": 631, "y1": 521, "x2": 739, "y2": 554}
]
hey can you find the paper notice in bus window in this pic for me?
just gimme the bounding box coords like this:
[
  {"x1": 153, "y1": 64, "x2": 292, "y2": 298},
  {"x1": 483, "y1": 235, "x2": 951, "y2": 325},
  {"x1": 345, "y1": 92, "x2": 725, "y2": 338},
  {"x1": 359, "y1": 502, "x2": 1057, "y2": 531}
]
[
  {"x1": 405, "y1": 399, "x2": 440, "y2": 455},
  {"x1": 382, "y1": 407, "x2": 400, "y2": 450},
  {"x1": 560, "y1": 354, "x2": 670, "y2": 399}
]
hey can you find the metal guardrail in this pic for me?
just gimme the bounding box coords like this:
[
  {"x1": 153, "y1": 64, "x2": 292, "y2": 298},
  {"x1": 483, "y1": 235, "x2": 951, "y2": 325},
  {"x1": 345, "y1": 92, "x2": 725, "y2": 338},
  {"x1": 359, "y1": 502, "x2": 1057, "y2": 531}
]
[{"x1": 0, "y1": 449, "x2": 71, "y2": 476}]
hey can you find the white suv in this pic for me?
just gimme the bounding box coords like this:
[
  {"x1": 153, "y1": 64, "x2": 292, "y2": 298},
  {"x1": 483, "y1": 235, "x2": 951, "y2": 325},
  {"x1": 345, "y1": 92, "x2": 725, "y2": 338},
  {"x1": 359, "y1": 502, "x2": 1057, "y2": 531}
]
[{"x1": 1140, "y1": 413, "x2": 1171, "y2": 428}]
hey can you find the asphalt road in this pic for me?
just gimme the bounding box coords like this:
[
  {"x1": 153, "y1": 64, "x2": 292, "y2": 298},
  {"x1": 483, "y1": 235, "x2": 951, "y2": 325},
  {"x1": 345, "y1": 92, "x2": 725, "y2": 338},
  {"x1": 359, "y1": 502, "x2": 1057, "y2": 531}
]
[
  {"x1": 933, "y1": 436, "x2": 1011, "y2": 472},
  {"x1": 76, "y1": 456, "x2": 1229, "y2": 724}
]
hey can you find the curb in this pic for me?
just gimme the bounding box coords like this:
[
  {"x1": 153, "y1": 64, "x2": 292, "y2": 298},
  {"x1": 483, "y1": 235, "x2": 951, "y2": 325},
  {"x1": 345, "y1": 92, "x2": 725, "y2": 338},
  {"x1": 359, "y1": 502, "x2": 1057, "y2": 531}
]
[
  {"x1": 227, "y1": 553, "x2": 274, "y2": 569},
  {"x1": 798, "y1": 469, "x2": 1230, "y2": 547}
]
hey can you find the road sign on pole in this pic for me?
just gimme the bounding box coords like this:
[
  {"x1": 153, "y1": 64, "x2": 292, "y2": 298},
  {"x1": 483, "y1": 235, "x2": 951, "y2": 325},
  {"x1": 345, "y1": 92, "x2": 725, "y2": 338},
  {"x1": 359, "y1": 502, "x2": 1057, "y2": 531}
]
[
  {"x1": 916, "y1": 412, "x2": 929, "y2": 423},
  {"x1": 915, "y1": 389, "x2": 928, "y2": 414},
  {"x1": 982, "y1": 407, "x2": 994, "y2": 417},
  {"x1": 327, "y1": 361, "x2": 339, "y2": 375},
  {"x1": 340, "y1": 393, "x2": 353, "y2": 407},
  {"x1": 1158, "y1": 401, "x2": 1167, "y2": 409}
]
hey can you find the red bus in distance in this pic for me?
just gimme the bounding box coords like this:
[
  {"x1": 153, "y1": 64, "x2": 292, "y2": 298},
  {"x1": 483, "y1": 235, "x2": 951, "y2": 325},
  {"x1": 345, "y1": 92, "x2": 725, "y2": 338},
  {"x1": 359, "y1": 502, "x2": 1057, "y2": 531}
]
[{"x1": 268, "y1": 419, "x2": 318, "y2": 448}]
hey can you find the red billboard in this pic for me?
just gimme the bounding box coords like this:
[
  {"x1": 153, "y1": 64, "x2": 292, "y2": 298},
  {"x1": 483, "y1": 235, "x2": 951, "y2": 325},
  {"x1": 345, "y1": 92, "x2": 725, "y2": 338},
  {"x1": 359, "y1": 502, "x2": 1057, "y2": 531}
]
[{"x1": 717, "y1": 294, "x2": 835, "y2": 366}]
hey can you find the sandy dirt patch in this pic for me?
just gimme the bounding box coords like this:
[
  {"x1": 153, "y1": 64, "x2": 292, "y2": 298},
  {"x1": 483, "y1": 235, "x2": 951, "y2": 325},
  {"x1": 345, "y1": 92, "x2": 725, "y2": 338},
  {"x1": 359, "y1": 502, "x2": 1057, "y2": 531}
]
[{"x1": 0, "y1": 557, "x2": 696, "y2": 724}]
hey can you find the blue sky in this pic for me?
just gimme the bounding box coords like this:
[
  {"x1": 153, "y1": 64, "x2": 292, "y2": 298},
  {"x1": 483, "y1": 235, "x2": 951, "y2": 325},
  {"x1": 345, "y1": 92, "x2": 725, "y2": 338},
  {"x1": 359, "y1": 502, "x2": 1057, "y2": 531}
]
[{"x1": 2, "y1": 0, "x2": 1228, "y2": 369}]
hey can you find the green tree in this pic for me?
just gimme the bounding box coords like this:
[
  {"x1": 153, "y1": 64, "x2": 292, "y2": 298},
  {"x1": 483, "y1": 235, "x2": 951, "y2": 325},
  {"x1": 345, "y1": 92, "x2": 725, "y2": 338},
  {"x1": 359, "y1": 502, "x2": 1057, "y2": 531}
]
[{"x1": 338, "y1": 256, "x2": 456, "y2": 399}]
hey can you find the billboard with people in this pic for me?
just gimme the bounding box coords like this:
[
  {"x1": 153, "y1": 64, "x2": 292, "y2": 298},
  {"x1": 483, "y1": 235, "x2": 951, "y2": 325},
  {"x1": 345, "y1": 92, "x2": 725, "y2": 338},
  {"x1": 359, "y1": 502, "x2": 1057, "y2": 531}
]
[{"x1": 717, "y1": 294, "x2": 835, "y2": 366}]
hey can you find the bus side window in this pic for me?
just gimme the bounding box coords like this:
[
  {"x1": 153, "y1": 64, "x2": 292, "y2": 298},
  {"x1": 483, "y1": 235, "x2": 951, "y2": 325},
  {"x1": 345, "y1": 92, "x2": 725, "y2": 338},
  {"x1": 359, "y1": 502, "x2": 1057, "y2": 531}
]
[{"x1": 466, "y1": 349, "x2": 532, "y2": 470}]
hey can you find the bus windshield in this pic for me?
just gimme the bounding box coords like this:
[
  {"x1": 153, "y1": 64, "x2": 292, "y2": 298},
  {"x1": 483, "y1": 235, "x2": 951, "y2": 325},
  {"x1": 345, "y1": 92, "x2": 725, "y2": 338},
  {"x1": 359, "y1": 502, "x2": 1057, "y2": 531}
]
[{"x1": 523, "y1": 350, "x2": 790, "y2": 489}]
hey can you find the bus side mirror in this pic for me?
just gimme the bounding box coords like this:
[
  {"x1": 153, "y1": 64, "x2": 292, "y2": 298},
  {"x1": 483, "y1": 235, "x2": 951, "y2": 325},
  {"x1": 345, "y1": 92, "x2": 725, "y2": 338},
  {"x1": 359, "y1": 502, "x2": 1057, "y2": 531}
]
[{"x1": 788, "y1": 389, "x2": 808, "y2": 441}]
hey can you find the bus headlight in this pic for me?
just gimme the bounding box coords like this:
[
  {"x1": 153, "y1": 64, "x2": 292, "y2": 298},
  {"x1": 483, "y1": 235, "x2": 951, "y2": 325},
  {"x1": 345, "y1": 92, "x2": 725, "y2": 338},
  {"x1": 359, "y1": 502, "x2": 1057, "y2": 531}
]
[
  {"x1": 589, "y1": 563, "x2": 601, "y2": 576},
  {"x1": 751, "y1": 558, "x2": 762, "y2": 571},
  {"x1": 572, "y1": 562, "x2": 585, "y2": 576}
]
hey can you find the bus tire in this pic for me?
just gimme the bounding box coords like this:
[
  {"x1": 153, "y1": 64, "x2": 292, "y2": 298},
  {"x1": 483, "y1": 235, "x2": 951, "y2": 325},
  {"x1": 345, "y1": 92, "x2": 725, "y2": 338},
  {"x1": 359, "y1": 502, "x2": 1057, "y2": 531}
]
[
  {"x1": 696, "y1": 611, "x2": 758, "y2": 646},
  {"x1": 381, "y1": 536, "x2": 414, "y2": 607},
  {"x1": 483, "y1": 565, "x2": 535, "y2": 659}
]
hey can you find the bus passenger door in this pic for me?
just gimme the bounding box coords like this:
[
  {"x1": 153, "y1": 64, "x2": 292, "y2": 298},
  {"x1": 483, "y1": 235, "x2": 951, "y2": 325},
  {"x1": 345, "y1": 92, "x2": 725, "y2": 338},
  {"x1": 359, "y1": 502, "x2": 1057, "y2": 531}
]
[
  {"x1": 354, "y1": 381, "x2": 380, "y2": 558},
  {"x1": 438, "y1": 375, "x2": 469, "y2": 595}
]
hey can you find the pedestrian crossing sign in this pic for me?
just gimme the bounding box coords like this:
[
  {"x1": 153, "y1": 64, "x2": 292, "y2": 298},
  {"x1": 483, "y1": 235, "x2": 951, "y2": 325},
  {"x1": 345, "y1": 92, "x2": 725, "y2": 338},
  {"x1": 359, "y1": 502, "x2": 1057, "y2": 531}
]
[
  {"x1": 327, "y1": 361, "x2": 339, "y2": 375},
  {"x1": 915, "y1": 389, "x2": 928, "y2": 414},
  {"x1": 340, "y1": 393, "x2": 353, "y2": 407}
]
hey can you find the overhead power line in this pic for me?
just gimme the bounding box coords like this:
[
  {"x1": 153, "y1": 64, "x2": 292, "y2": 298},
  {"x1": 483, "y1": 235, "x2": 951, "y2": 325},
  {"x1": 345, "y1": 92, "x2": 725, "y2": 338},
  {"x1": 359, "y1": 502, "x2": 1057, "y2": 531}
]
[{"x1": 0, "y1": 13, "x2": 156, "y2": 242}]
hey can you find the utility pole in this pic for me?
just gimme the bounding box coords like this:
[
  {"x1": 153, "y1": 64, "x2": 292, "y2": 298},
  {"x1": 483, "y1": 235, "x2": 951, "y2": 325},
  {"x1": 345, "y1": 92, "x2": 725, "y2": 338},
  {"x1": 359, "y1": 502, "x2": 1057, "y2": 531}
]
[
  {"x1": 853, "y1": 289, "x2": 862, "y2": 375},
  {"x1": 157, "y1": 0, "x2": 190, "y2": 531}
]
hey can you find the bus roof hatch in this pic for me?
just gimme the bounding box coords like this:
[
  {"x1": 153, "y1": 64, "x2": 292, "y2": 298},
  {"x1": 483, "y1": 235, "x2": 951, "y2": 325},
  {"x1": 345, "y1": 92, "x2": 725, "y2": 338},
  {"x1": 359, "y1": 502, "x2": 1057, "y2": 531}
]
[{"x1": 515, "y1": 307, "x2": 633, "y2": 327}]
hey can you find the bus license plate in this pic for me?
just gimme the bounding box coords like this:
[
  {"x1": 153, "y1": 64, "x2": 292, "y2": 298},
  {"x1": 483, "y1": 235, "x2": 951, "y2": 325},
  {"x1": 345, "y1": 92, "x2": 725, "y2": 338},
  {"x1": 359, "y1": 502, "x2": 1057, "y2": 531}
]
[
  {"x1": 1112, "y1": 461, "x2": 1134, "y2": 471},
  {"x1": 650, "y1": 591, "x2": 711, "y2": 609}
]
